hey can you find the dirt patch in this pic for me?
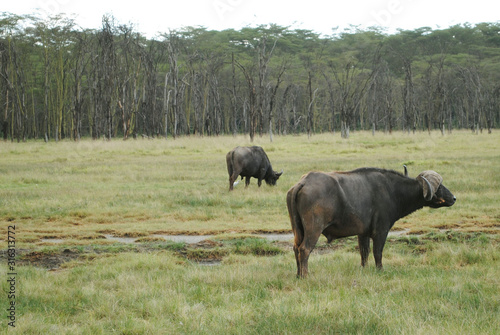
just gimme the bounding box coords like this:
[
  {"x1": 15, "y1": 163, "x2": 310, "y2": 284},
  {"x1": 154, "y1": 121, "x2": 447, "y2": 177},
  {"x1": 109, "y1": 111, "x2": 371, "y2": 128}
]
[
  {"x1": 194, "y1": 240, "x2": 223, "y2": 248},
  {"x1": 177, "y1": 239, "x2": 227, "y2": 262},
  {"x1": 4, "y1": 229, "x2": 497, "y2": 270},
  {"x1": 434, "y1": 223, "x2": 464, "y2": 229},
  {"x1": 41, "y1": 234, "x2": 67, "y2": 240},
  {"x1": 113, "y1": 231, "x2": 149, "y2": 238},
  {"x1": 97, "y1": 229, "x2": 116, "y2": 234},
  {"x1": 180, "y1": 248, "x2": 228, "y2": 262},
  {"x1": 135, "y1": 236, "x2": 167, "y2": 243},
  {"x1": 150, "y1": 229, "x2": 291, "y2": 236},
  {"x1": 150, "y1": 230, "x2": 220, "y2": 236},
  {"x1": 18, "y1": 237, "x2": 42, "y2": 243},
  {"x1": 14, "y1": 249, "x2": 83, "y2": 270}
]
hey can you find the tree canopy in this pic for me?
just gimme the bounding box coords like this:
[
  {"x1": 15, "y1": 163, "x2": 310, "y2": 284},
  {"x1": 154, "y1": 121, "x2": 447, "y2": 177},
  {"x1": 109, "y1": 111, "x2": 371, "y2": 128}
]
[{"x1": 1, "y1": 13, "x2": 499, "y2": 141}]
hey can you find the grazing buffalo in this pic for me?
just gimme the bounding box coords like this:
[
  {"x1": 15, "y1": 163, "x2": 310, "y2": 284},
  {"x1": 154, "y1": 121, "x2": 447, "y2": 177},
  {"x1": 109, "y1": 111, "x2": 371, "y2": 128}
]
[
  {"x1": 286, "y1": 167, "x2": 456, "y2": 277},
  {"x1": 226, "y1": 146, "x2": 283, "y2": 191}
]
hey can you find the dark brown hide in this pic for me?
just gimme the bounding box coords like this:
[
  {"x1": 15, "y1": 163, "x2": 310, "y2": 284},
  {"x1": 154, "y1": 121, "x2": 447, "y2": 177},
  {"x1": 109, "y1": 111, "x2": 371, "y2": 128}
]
[
  {"x1": 226, "y1": 146, "x2": 282, "y2": 191},
  {"x1": 287, "y1": 168, "x2": 455, "y2": 278}
]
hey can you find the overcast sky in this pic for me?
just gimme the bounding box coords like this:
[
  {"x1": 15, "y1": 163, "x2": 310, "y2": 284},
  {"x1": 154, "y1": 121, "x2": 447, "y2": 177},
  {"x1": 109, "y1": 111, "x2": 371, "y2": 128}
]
[{"x1": 3, "y1": 0, "x2": 500, "y2": 37}]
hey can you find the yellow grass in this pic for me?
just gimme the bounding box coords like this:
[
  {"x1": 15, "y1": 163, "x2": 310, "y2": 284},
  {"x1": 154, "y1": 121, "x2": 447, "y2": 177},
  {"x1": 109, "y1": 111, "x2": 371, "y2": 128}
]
[{"x1": 0, "y1": 130, "x2": 498, "y2": 248}]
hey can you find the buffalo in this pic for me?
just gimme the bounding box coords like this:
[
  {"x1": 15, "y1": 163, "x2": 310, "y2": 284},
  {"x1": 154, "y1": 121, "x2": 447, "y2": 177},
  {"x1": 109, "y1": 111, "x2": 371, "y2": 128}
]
[
  {"x1": 286, "y1": 167, "x2": 456, "y2": 277},
  {"x1": 226, "y1": 146, "x2": 283, "y2": 191}
]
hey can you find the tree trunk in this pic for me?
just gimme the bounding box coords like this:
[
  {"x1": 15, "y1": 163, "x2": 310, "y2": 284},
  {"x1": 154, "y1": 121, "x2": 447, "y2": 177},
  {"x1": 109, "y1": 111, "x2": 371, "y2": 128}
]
[{"x1": 3, "y1": 89, "x2": 8, "y2": 141}]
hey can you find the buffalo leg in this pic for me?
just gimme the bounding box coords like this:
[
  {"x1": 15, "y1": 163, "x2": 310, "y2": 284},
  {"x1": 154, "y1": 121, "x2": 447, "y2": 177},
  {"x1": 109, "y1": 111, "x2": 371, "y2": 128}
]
[
  {"x1": 258, "y1": 169, "x2": 265, "y2": 187},
  {"x1": 358, "y1": 235, "x2": 370, "y2": 267},
  {"x1": 293, "y1": 245, "x2": 300, "y2": 277},
  {"x1": 297, "y1": 228, "x2": 322, "y2": 278},
  {"x1": 372, "y1": 232, "x2": 388, "y2": 270},
  {"x1": 297, "y1": 243, "x2": 312, "y2": 278},
  {"x1": 229, "y1": 172, "x2": 239, "y2": 191},
  {"x1": 245, "y1": 176, "x2": 251, "y2": 187},
  {"x1": 292, "y1": 227, "x2": 304, "y2": 277},
  {"x1": 227, "y1": 160, "x2": 234, "y2": 191}
]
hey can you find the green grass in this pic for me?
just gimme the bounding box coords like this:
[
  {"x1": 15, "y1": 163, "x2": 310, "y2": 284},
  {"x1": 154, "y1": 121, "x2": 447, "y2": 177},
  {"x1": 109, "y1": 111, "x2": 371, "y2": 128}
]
[
  {"x1": 2, "y1": 239, "x2": 499, "y2": 334},
  {"x1": 230, "y1": 237, "x2": 284, "y2": 256},
  {"x1": 0, "y1": 130, "x2": 499, "y2": 334},
  {"x1": 1, "y1": 130, "x2": 498, "y2": 241}
]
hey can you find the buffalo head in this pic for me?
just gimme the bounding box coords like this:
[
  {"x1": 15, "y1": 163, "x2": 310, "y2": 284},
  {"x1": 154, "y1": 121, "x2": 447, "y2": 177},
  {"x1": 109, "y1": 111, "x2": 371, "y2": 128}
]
[
  {"x1": 265, "y1": 169, "x2": 283, "y2": 186},
  {"x1": 417, "y1": 170, "x2": 456, "y2": 208}
]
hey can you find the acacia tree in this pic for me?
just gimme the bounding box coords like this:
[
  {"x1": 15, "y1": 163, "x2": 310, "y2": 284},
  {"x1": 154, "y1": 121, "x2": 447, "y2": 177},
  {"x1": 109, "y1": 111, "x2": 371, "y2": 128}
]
[
  {"x1": 235, "y1": 59, "x2": 257, "y2": 140},
  {"x1": 457, "y1": 64, "x2": 484, "y2": 133},
  {"x1": 325, "y1": 58, "x2": 376, "y2": 138},
  {"x1": 0, "y1": 38, "x2": 9, "y2": 140},
  {"x1": 367, "y1": 60, "x2": 396, "y2": 134},
  {"x1": 386, "y1": 30, "x2": 425, "y2": 133},
  {"x1": 0, "y1": 14, "x2": 31, "y2": 142},
  {"x1": 99, "y1": 16, "x2": 117, "y2": 140},
  {"x1": 266, "y1": 58, "x2": 287, "y2": 142},
  {"x1": 114, "y1": 25, "x2": 142, "y2": 140},
  {"x1": 1, "y1": 15, "x2": 500, "y2": 141},
  {"x1": 0, "y1": 37, "x2": 14, "y2": 141},
  {"x1": 256, "y1": 35, "x2": 278, "y2": 137},
  {"x1": 233, "y1": 26, "x2": 283, "y2": 141},
  {"x1": 70, "y1": 30, "x2": 91, "y2": 141},
  {"x1": 164, "y1": 32, "x2": 182, "y2": 138},
  {"x1": 140, "y1": 41, "x2": 162, "y2": 137},
  {"x1": 28, "y1": 15, "x2": 74, "y2": 141}
]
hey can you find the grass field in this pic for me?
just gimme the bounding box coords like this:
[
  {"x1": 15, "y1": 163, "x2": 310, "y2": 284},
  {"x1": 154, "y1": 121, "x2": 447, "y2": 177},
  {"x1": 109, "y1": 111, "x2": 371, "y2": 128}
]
[{"x1": 1, "y1": 131, "x2": 499, "y2": 334}]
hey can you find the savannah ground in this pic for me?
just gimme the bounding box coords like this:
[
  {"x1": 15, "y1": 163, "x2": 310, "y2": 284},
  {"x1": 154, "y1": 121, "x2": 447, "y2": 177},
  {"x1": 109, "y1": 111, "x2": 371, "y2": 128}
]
[{"x1": 1, "y1": 131, "x2": 499, "y2": 334}]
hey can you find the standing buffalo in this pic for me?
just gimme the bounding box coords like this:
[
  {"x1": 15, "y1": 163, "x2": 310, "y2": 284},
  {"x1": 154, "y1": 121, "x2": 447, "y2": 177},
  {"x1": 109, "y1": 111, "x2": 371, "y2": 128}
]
[
  {"x1": 226, "y1": 146, "x2": 283, "y2": 191},
  {"x1": 287, "y1": 167, "x2": 456, "y2": 278}
]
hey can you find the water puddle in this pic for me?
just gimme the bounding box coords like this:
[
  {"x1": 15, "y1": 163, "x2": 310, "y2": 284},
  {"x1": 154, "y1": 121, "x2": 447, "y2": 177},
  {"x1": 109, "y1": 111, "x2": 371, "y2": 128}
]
[
  {"x1": 261, "y1": 234, "x2": 294, "y2": 241},
  {"x1": 197, "y1": 260, "x2": 222, "y2": 267},
  {"x1": 42, "y1": 231, "x2": 406, "y2": 245},
  {"x1": 389, "y1": 228, "x2": 410, "y2": 237},
  {"x1": 154, "y1": 235, "x2": 215, "y2": 243},
  {"x1": 103, "y1": 234, "x2": 138, "y2": 243},
  {"x1": 102, "y1": 233, "x2": 294, "y2": 244},
  {"x1": 40, "y1": 239, "x2": 65, "y2": 244}
]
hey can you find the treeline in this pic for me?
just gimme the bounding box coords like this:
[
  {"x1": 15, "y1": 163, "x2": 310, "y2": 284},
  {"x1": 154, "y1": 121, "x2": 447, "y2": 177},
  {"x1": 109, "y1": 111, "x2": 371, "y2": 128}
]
[{"x1": 1, "y1": 13, "x2": 499, "y2": 141}]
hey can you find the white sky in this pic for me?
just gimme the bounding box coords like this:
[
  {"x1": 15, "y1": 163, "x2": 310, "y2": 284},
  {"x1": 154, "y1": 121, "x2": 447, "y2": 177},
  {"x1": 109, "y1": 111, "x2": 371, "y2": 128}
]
[{"x1": 3, "y1": 0, "x2": 500, "y2": 37}]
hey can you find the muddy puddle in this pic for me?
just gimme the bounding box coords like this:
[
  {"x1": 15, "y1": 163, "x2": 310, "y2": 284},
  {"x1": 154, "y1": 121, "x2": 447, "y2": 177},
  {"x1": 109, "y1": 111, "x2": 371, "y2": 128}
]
[
  {"x1": 197, "y1": 260, "x2": 222, "y2": 266},
  {"x1": 41, "y1": 233, "x2": 295, "y2": 244},
  {"x1": 17, "y1": 228, "x2": 482, "y2": 270},
  {"x1": 103, "y1": 233, "x2": 296, "y2": 244},
  {"x1": 41, "y1": 230, "x2": 409, "y2": 245},
  {"x1": 40, "y1": 238, "x2": 66, "y2": 244}
]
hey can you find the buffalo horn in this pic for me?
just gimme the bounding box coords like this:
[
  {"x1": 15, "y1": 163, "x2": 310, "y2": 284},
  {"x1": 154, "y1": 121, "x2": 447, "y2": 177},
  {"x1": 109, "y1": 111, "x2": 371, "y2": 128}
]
[
  {"x1": 417, "y1": 171, "x2": 443, "y2": 201},
  {"x1": 403, "y1": 165, "x2": 408, "y2": 177},
  {"x1": 421, "y1": 176, "x2": 434, "y2": 201}
]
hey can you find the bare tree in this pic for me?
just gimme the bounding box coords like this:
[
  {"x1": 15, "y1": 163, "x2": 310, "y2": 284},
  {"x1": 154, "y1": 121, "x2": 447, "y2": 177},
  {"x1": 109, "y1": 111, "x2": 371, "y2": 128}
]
[
  {"x1": 235, "y1": 60, "x2": 257, "y2": 141},
  {"x1": 165, "y1": 32, "x2": 181, "y2": 138},
  {"x1": 141, "y1": 43, "x2": 160, "y2": 137},
  {"x1": 90, "y1": 16, "x2": 117, "y2": 140},
  {"x1": 306, "y1": 72, "x2": 316, "y2": 138},
  {"x1": 367, "y1": 61, "x2": 396, "y2": 135},
  {"x1": 326, "y1": 59, "x2": 375, "y2": 138},
  {"x1": 267, "y1": 57, "x2": 287, "y2": 142},
  {"x1": 256, "y1": 36, "x2": 278, "y2": 137},
  {"x1": 401, "y1": 58, "x2": 416, "y2": 134},
  {"x1": 0, "y1": 39, "x2": 12, "y2": 140}
]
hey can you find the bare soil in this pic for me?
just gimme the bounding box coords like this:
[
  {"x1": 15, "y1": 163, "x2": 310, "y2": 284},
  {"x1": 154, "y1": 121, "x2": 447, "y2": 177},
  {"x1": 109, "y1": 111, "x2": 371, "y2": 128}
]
[{"x1": 2, "y1": 230, "x2": 497, "y2": 270}]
